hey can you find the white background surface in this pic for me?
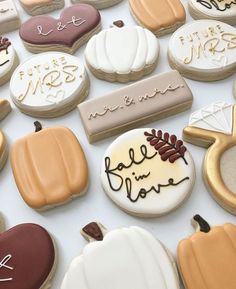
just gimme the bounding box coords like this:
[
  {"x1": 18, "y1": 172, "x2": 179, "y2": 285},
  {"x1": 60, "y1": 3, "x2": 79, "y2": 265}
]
[{"x1": 0, "y1": 0, "x2": 235, "y2": 288}]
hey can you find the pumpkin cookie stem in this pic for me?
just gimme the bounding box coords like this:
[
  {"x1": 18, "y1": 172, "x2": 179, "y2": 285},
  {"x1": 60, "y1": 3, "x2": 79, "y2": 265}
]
[
  {"x1": 34, "y1": 121, "x2": 42, "y2": 132},
  {"x1": 81, "y1": 222, "x2": 107, "y2": 242},
  {"x1": 192, "y1": 215, "x2": 211, "y2": 233}
]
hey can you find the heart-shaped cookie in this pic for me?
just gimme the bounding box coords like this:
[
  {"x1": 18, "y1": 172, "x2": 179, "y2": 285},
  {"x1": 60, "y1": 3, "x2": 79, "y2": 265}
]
[
  {"x1": 19, "y1": 3, "x2": 101, "y2": 54},
  {"x1": 0, "y1": 216, "x2": 56, "y2": 289}
]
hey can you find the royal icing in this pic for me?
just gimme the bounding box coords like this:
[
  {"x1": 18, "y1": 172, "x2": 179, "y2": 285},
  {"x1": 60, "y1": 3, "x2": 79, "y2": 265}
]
[
  {"x1": 10, "y1": 52, "x2": 88, "y2": 116},
  {"x1": 85, "y1": 26, "x2": 159, "y2": 74},
  {"x1": 168, "y1": 20, "x2": 236, "y2": 77},
  {"x1": 0, "y1": 0, "x2": 20, "y2": 34},
  {"x1": 101, "y1": 128, "x2": 195, "y2": 216},
  {"x1": 61, "y1": 225, "x2": 179, "y2": 289},
  {"x1": 0, "y1": 37, "x2": 17, "y2": 81}
]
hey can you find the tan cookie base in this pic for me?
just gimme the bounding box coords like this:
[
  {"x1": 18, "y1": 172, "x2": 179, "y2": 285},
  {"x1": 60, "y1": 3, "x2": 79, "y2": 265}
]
[
  {"x1": 20, "y1": 0, "x2": 64, "y2": 16},
  {"x1": 0, "y1": 134, "x2": 8, "y2": 171},
  {"x1": 72, "y1": 0, "x2": 123, "y2": 9},
  {"x1": 0, "y1": 99, "x2": 11, "y2": 121},
  {"x1": 0, "y1": 18, "x2": 21, "y2": 35}
]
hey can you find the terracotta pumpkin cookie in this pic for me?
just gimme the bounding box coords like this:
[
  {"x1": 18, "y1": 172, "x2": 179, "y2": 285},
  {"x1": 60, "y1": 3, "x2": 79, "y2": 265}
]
[
  {"x1": 71, "y1": 0, "x2": 123, "y2": 9},
  {"x1": 61, "y1": 222, "x2": 180, "y2": 289},
  {"x1": 183, "y1": 102, "x2": 236, "y2": 214},
  {"x1": 0, "y1": 214, "x2": 56, "y2": 289},
  {"x1": 129, "y1": 0, "x2": 186, "y2": 37},
  {"x1": 101, "y1": 128, "x2": 195, "y2": 217},
  {"x1": 19, "y1": 0, "x2": 65, "y2": 16},
  {"x1": 178, "y1": 215, "x2": 236, "y2": 289},
  {"x1": 19, "y1": 4, "x2": 101, "y2": 54},
  {"x1": 11, "y1": 122, "x2": 89, "y2": 210},
  {"x1": 0, "y1": 0, "x2": 20, "y2": 34}
]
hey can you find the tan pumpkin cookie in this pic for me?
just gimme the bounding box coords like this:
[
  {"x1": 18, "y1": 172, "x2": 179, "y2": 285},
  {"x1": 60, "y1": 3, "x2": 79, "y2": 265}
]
[
  {"x1": 129, "y1": 0, "x2": 186, "y2": 37},
  {"x1": 11, "y1": 122, "x2": 89, "y2": 210},
  {"x1": 178, "y1": 215, "x2": 236, "y2": 289}
]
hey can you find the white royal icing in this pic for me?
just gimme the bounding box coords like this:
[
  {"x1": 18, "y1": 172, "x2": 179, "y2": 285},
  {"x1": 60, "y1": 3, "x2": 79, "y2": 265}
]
[
  {"x1": 100, "y1": 128, "x2": 195, "y2": 216},
  {"x1": 10, "y1": 52, "x2": 87, "y2": 113},
  {"x1": 0, "y1": 43, "x2": 16, "y2": 80},
  {"x1": 0, "y1": 0, "x2": 19, "y2": 24},
  {"x1": 61, "y1": 226, "x2": 179, "y2": 289},
  {"x1": 85, "y1": 26, "x2": 159, "y2": 74},
  {"x1": 168, "y1": 20, "x2": 236, "y2": 71},
  {"x1": 189, "y1": 101, "x2": 233, "y2": 134},
  {"x1": 0, "y1": 254, "x2": 14, "y2": 282}
]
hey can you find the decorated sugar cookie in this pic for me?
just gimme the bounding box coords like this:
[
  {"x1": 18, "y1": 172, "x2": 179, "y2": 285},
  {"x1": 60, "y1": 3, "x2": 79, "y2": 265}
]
[
  {"x1": 168, "y1": 20, "x2": 236, "y2": 81},
  {"x1": 101, "y1": 128, "x2": 195, "y2": 217},
  {"x1": 188, "y1": 0, "x2": 236, "y2": 25},
  {"x1": 233, "y1": 80, "x2": 236, "y2": 98},
  {"x1": 19, "y1": 4, "x2": 101, "y2": 54},
  {"x1": 19, "y1": 0, "x2": 65, "y2": 16},
  {"x1": 61, "y1": 222, "x2": 180, "y2": 289},
  {"x1": 10, "y1": 52, "x2": 89, "y2": 118},
  {"x1": 0, "y1": 214, "x2": 56, "y2": 289},
  {"x1": 85, "y1": 26, "x2": 159, "y2": 83},
  {"x1": 183, "y1": 102, "x2": 236, "y2": 214},
  {"x1": 0, "y1": 99, "x2": 11, "y2": 121},
  {"x1": 0, "y1": 0, "x2": 20, "y2": 34},
  {"x1": 0, "y1": 37, "x2": 19, "y2": 86},
  {"x1": 129, "y1": 0, "x2": 186, "y2": 37},
  {"x1": 11, "y1": 122, "x2": 89, "y2": 210},
  {"x1": 71, "y1": 0, "x2": 123, "y2": 9},
  {"x1": 178, "y1": 215, "x2": 236, "y2": 289}
]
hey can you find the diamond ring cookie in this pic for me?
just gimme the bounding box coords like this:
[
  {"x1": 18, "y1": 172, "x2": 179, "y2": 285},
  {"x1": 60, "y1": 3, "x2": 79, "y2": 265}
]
[
  {"x1": 11, "y1": 122, "x2": 89, "y2": 210},
  {"x1": 0, "y1": 37, "x2": 19, "y2": 86},
  {"x1": 168, "y1": 20, "x2": 236, "y2": 81},
  {"x1": 183, "y1": 102, "x2": 236, "y2": 214},
  {"x1": 188, "y1": 0, "x2": 236, "y2": 25},
  {"x1": 85, "y1": 25, "x2": 159, "y2": 83},
  {"x1": 0, "y1": 0, "x2": 20, "y2": 34},
  {"x1": 61, "y1": 222, "x2": 180, "y2": 289},
  {"x1": 71, "y1": 0, "x2": 123, "y2": 9},
  {"x1": 178, "y1": 214, "x2": 236, "y2": 289},
  {"x1": 101, "y1": 128, "x2": 195, "y2": 217},
  {"x1": 19, "y1": 4, "x2": 101, "y2": 54},
  {"x1": 10, "y1": 52, "x2": 89, "y2": 118},
  {"x1": 0, "y1": 214, "x2": 56, "y2": 289},
  {"x1": 129, "y1": 0, "x2": 186, "y2": 37},
  {"x1": 19, "y1": 0, "x2": 65, "y2": 16}
]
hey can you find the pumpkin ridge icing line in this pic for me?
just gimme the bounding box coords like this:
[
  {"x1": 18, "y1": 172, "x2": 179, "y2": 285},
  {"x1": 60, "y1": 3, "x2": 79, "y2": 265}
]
[
  {"x1": 140, "y1": 0, "x2": 160, "y2": 27},
  {"x1": 104, "y1": 31, "x2": 115, "y2": 72},
  {"x1": 222, "y1": 225, "x2": 236, "y2": 254},
  {"x1": 130, "y1": 28, "x2": 141, "y2": 71}
]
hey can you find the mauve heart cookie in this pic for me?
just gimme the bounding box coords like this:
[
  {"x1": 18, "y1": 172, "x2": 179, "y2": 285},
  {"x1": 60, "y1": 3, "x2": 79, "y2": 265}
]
[
  {"x1": 0, "y1": 217, "x2": 56, "y2": 289},
  {"x1": 19, "y1": 3, "x2": 101, "y2": 54}
]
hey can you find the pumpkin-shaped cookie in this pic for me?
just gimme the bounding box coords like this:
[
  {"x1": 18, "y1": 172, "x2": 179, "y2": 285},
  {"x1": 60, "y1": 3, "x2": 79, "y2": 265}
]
[
  {"x1": 11, "y1": 122, "x2": 88, "y2": 210},
  {"x1": 178, "y1": 215, "x2": 236, "y2": 289},
  {"x1": 61, "y1": 222, "x2": 180, "y2": 289}
]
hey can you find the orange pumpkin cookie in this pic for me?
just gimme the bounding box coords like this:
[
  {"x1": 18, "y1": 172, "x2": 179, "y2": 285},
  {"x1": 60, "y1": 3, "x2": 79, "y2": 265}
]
[
  {"x1": 178, "y1": 215, "x2": 236, "y2": 289},
  {"x1": 11, "y1": 122, "x2": 88, "y2": 210},
  {"x1": 129, "y1": 0, "x2": 186, "y2": 36}
]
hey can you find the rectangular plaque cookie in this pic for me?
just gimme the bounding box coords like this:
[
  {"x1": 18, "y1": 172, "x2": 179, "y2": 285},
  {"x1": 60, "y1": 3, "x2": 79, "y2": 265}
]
[{"x1": 78, "y1": 70, "x2": 193, "y2": 143}]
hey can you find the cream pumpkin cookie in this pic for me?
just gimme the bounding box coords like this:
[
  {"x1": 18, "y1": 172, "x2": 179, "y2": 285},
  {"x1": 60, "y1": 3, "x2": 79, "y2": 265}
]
[
  {"x1": 19, "y1": 0, "x2": 65, "y2": 16},
  {"x1": 183, "y1": 102, "x2": 236, "y2": 214},
  {"x1": 101, "y1": 128, "x2": 195, "y2": 217},
  {"x1": 11, "y1": 122, "x2": 89, "y2": 210},
  {"x1": 85, "y1": 26, "x2": 159, "y2": 83},
  {"x1": 129, "y1": 0, "x2": 186, "y2": 37},
  {"x1": 0, "y1": 0, "x2": 20, "y2": 34},
  {"x1": 178, "y1": 215, "x2": 236, "y2": 289},
  {"x1": 61, "y1": 222, "x2": 180, "y2": 289},
  {"x1": 71, "y1": 0, "x2": 123, "y2": 9}
]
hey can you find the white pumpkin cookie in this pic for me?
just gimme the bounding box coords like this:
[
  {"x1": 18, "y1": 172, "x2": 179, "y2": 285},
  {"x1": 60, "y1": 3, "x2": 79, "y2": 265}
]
[
  {"x1": 85, "y1": 26, "x2": 159, "y2": 83},
  {"x1": 168, "y1": 20, "x2": 236, "y2": 81},
  {"x1": 10, "y1": 52, "x2": 89, "y2": 118},
  {"x1": 0, "y1": 37, "x2": 19, "y2": 86},
  {"x1": 71, "y1": 0, "x2": 123, "y2": 9},
  {"x1": 0, "y1": 0, "x2": 20, "y2": 34},
  {"x1": 61, "y1": 222, "x2": 180, "y2": 289},
  {"x1": 101, "y1": 128, "x2": 195, "y2": 217},
  {"x1": 19, "y1": 0, "x2": 65, "y2": 16},
  {"x1": 188, "y1": 0, "x2": 236, "y2": 25}
]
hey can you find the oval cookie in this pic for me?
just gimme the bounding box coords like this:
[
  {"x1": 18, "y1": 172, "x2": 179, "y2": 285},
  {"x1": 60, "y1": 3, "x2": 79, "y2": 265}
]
[
  {"x1": 85, "y1": 26, "x2": 159, "y2": 83},
  {"x1": 71, "y1": 0, "x2": 123, "y2": 9},
  {"x1": 61, "y1": 222, "x2": 180, "y2": 289},
  {"x1": 129, "y1": 0, "x2": 186, "y2": 36},
  {"x1": 188, "y1": 0, "x2": 236, "y2": 25},
  {"x1": 10, "y1": 52, "x2": 89, "y2": 118},
  {"x1": 19, "y1": 0, "x2": 65, "y2": 16},
  {"x1": 101, "y1": 128, "x2": 195, "y2": 217},
  {"x1": 168, "y1": 20, "x2": 236, "y2": 81}
]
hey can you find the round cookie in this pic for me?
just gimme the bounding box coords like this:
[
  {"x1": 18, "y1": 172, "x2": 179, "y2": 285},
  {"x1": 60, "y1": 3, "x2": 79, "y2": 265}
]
[
  {"x1": 188, "y1": 0, "x2": 236, "y2": 25},
  {"x1": 0, "y1": 215, "x2": 56, "y2": 289},
  {"x1": 183, "y1": 102, "x2": 236, "y2": 215},
  {"x1": 101, "y1": 128, "x2": 195, "y2": 217},
  {"x1": 129, "y1": 0, "x2": 186, "y2": 37},
  {"x1": 0, "y1": 37, "x2": 19, "y2": 86},
  {"x1": 178, "y1": 215, "x2": 236, "y2": 289},
  {"x1": 61, "y1": 222, "x2": 180, "y2": 289},
  {"x1": 168, "y1": 20, "x2": 236, "y2": 81},
  {"x1": 71, "y1": 0, "x2": 123, "y2": 9},
  {"x1": 19, "y1": 0, "x2": 65, "y2": 16},
  {"x1": 10, "y1": 52, "x2": 89, "y2": 118},
  {"x1": 85, "y1": 26, "x2": 159, "y2": 83}
]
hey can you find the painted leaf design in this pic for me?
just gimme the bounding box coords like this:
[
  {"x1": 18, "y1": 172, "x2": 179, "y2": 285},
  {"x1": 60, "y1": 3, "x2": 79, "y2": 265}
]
[
  {"x1": 0, "y1": 37, "x2": 11, "y2": 51},
  {"x1": 144, "y1": 129, "x2": 188, "y2": 165}
]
